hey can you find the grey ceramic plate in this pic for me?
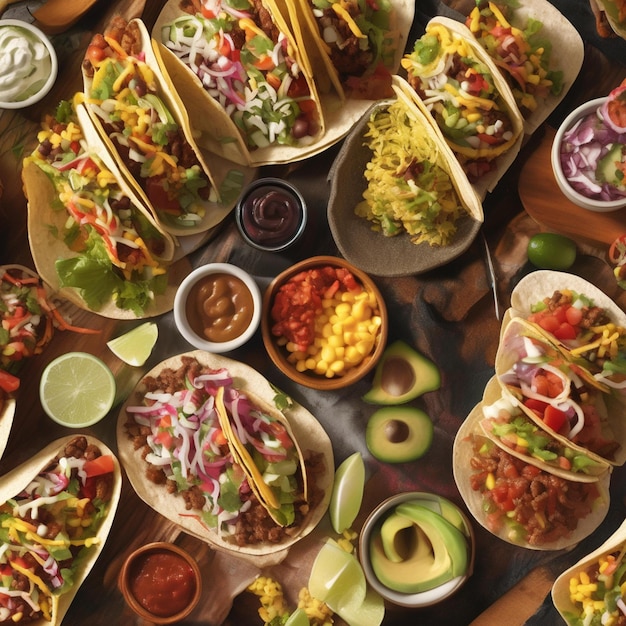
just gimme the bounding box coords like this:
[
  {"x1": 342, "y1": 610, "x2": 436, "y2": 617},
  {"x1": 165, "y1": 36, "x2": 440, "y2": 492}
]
[{"x1": 327, "y1": 101, "x2": 483, "y2": 278}]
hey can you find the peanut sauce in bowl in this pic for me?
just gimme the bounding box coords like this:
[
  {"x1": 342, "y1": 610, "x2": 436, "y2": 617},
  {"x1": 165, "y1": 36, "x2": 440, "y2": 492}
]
[{"x1": 174, "y1": 263, "x2": 261, "y2": 353}]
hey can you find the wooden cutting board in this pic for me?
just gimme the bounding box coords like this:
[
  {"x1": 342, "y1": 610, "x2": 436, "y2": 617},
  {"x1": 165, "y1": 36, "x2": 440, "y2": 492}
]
[{"x1": 519, "y1": 126, "x2": 626, "y2": 245}]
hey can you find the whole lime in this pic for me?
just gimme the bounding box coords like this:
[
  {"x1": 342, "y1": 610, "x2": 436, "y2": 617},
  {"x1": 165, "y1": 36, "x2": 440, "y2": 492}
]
[{"x1": 527, "y1": 233, "x2": 577, "y2": 270}]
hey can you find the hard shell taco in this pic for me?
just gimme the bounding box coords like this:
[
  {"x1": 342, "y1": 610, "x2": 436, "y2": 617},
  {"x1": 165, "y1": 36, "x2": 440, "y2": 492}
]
[
  {"x1": 496, "y1": 316, "x2": 626, "y2": 466},
  {"x1": 117, "y1": 351, "x2": 333, "y2": 561},
  {"x1": 552, "y1": 517, "x2": 626, "y2": 625},
  {"x1": 22, "y1": 99, "x2": 187, "y2": 319},
  {"x1": 153, "y1": 0, "x2": 325, "y2": 166},
  {"x1": 478, "y1": 376, "x2": 611, "y2": 481},
  {"x1": 81, "y1": 16, "x2": 234, "y2": 236},
  {"x1": 277, "y1": 0, "x2": 408, "y2": 101},
  {"x1": 453, "y1": 398, "x2": 610, "y2": 550},
  {"x1": 0, "y1": 435, "x2": 121, "y2": 625},
  {"x1": 399, "y1": 16, "x2": 524, "y2": 197},
  {"x1": 464, "y1": 0, "x2": 583, "y2": 135},
  {"x1": 508, "y1": 270, "x2": 626, "y2": 393}
]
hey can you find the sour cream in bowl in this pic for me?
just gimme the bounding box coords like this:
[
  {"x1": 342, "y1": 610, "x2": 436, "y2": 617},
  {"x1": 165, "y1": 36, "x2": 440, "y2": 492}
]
[
  {"x1": 0, "y1": 20, "x2": 58, "y2": 110},
  {"x1": 551, "y1": 95, "x2": 626, "y2": 212}
]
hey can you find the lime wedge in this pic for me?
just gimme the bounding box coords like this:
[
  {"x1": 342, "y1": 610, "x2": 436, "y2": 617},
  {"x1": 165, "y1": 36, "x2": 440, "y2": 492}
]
[
  {"x1": 308, "y1": 539, "x2": 366, "y2": 611},
  {"x1": 106, "y1": 322, "x2": 158, "y2": 367},
  {"x1": 337, "y1": 586, "x2": 385, "y2": 626},
  {"x1": 40, "y1": 352, "x2": 116, "y2": 427},
  {"x1": 284, "y1": 608, "x2": 310, "y2": 626},
  {"x1": 329, "y1": 451, "x2": 365, "y2": 534}
]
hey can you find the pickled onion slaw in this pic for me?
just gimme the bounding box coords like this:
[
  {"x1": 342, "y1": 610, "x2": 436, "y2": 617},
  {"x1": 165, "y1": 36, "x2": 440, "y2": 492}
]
[
  {"x1": 125, "y1": 365, "x2": 301, "y2": 537},
  {"x1": 558, "y1": 106, "x2": 626, "y2": 202},
  {"x1": 0, "y1": 451, "x2": 115, "y2": 622},
  {"x1": 161, "y1": 0, "x2": 319, "y2": 149}
]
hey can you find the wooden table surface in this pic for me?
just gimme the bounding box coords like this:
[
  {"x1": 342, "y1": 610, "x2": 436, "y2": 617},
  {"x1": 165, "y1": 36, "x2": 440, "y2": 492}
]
[{"x1": 1, "y1": 1, "x2": 626, "y2": 625}]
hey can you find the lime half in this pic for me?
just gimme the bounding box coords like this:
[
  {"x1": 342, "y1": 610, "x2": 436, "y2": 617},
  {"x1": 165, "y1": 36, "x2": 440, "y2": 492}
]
[
  {"x1": 106, "y1": 322, "x2": 158, "y2": 367},
  {"x1": 40, "y1": 352, "x2": 116, "y2": 427}
]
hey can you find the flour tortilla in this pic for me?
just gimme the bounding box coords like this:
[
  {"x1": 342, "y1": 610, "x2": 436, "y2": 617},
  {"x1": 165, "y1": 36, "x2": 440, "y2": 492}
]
[
  {"x1": 453, "y1": 394, "x2": 610, "y2": 550},
  {"x1": 495, "y1": 316, "x2": 626, "y2": 466},
  {"x1": 399, "y1": 16, "x2": 524, "y2": 199},
  {"x1": 594, "y1": 0, "x2": 626, "y2": 38},
  {"x1": 0, "y1": 393, "x2": 15, "y2": 461},
  {"x1": 0, "y1": 435, "x2": 121, "y2": 626},
  {"x1": 116, "y1": 350, "x2": 334, "y2": 563}
]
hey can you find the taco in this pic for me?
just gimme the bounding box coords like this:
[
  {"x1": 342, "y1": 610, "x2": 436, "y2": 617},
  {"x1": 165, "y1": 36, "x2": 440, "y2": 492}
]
[
  {"x1": 453, "y1": 399, "x2": 610, "y2": 550},
  {"x1": 81, "y1": 16, "x2": 235, "y2": 237},
  {"x1": 594, "y1": 0, "x2": 626, "y2": 39},
  {"x1": 22, "y1": 100, "x2": 187, "y2": 319},
  {"x1": 478, "y1": 376, "x2": 610, "y2": 481},
  {"x1": 399, "y1": 16, "x2": 524, "y2": 197},
  {"x1": 508, "y1": 270, "x2": 626, "y2": 392},
  {"x1": 117, "y1": 351, "x2": 333, "y2": 561},
  {"x1": 464, "y1": 0, "x2": 583, "y2": 135},
  {"x1": 0, "y1": 435, "x2": 121, "y2": 625},
  {"x1": 352, "y1": 82, "x2": 483, "y2": 247},
  {"x1": 552, "y1": 517, "x2": 626, "y2": 624},
  {"x1": 496, "y1": 316, "x2": 626, "y2": 466},
  {"x1": 278, "y1": 0, "x2": 407, "y2": 101},
  {"x1": 154, "y1": 0, "x2": 324, "y2": 166},
  {"x1": 0, "y1": 370, "x2": 17, "y2": 461}
]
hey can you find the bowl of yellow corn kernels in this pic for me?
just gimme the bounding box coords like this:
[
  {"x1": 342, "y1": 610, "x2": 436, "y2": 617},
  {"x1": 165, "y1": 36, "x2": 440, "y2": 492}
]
[{"x1": 262, "y1": 256, "x2": 388, "y2": 390}]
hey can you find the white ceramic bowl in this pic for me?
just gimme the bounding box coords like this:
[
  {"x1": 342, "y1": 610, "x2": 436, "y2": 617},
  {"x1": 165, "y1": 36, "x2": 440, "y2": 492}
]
[
  {"x1": 358, "y1": 491, "x2": 474, "y2": 608},
  {"x1": 0, "y1": 20, "x2": 58, "y2": 109},
  {"x1": 174, "y1": 263, "x2": 261, "y2": 353},
  {"x1": 551, "y1": 97, "x2": 626, "y2": 213}
]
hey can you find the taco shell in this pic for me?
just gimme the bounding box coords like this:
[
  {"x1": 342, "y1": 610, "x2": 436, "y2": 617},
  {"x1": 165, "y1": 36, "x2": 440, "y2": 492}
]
[
  {"x1": 0, "y1": 435, "x2": 121, "y2": 626},
  {"x1": 0, "y1": 392, "x2": 15, "y2": 461},
  {"x1": 594, "y1": 0, "x2": 626, "y2": 39},
  {"x1": 453, "y1": 396, "x2": 610, "y2": 550},
  {"x1": 495, "y1": 316, "x2": 626, "y2": 466},
  {"x1": 116, "y1": 350, "x2": 334, "y2": 563}
]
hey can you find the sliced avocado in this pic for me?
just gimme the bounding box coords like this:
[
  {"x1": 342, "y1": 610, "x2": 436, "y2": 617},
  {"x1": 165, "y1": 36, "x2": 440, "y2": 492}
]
[
  {"x1": 380, "y1": 512, "x2": 420, "y2": 563},
  {"x1": 369, "y1": 508, "x2": 456, "y2": 593},
  {"x1": 366, "y1": 406, "x2": 433, "y2": 463},
  {"x1": 363, "y1": 340, "x2": 441, "y2": 405},
  {"x1": 597, "y1": 143, "x2": 625, "y2": 187}
]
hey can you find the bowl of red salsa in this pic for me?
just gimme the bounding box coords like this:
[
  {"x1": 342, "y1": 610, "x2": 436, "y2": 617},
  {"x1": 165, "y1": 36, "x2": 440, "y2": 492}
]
[{"x1": 118, "y1": 542, "x2": 202, "y2": 623}]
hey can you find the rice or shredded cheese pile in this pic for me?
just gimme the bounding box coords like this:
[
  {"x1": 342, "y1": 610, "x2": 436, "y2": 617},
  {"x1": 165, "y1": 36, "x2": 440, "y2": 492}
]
[{"x1": 355, "y1": 100, "x2": 467, "y2": 246}]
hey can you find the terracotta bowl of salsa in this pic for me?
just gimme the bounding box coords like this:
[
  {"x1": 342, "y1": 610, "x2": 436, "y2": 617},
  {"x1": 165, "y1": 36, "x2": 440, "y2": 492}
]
[
  {"x1": 174, "y1": 262, "x2": 262, "y2": 353},
  {"x1": 118, "y1": 542, "x2": 202, "y2": 624},
  {"x1": 262, "y1": 256, "x2": 388, "y2": 390}
]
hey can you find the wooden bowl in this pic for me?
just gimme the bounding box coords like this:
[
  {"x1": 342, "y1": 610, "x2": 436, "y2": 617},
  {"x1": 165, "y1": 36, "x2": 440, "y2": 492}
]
[
  {"x1": 118, "y1": 542, "x2": 202, "y2": 624},
  {"x1": 262, "y1": 256, "x2": 388, "y2": 390}
]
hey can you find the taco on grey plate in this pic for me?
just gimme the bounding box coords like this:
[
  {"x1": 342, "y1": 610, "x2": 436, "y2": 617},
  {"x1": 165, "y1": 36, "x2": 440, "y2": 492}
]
[
  {"x1": 496, "y1": 316, "x2": 626, "y2": 466},
  {"x1": 399, "y1": 16, "x2": 524, "y2": 197},
  {"x1": 507, "y1": 269, "x2": 626, "y2": 393},
  {"x1": 117, "y1": 351, "x2": 333, "y2": 561},
  {"x1": 453, "y1": 396, "x2": 610, "y2": 550},
  {"x1": 0, "y1": 435, "x2": 121, "y2": 625},
  {"x1": 464, "y1": 0, "x2": 583, "y2": 135},
  {"x1": 81, "y1": 16, "x2": 241, "y2": 237},
  {"x1": 22, "y1": 99, "x2": 188, "y2": 319}
]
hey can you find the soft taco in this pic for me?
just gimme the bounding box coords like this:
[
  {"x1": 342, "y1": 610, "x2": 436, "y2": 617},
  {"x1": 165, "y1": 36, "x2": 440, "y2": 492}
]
[
  {"x1": 453, "y1": 398, "x2": 610, "y2": 550},
  {"x1": 399, "y1": 16, "x2": 524, "y2": 197},
  {"x1": 278, "y1": 0, "x2": 407, "y2": 101},
  {"x1": 352, "y1": 81, "x2": 483, "y2": 247},
  {"x1": 0, "y1": 435, "x2": 121, "y2": 625},
  {"x1": 464, "y1": 0, "x2": 583, "y2": 135},
  {"x1": 0, "y1": 371, "x2": 17, "y2": 461},
  {"x1": 507, "y1": 270, "x2": 626, "y2": 392},
  {"x1": 594, "y1": 0, "x2": 626, "y2": 39},
  {"x1": 552, "y1": 517, "x2": 626, "y2": 624},
  {"x1": 153, "y1": 0, "x2": 324, "y2": 166},
  {"x1": 117, "y1": 351, "x2": 333, "y2": 561},
  {"x1": 496, "y1": 316, "x2": 626, "y2": 466},
  {"x1": 22, "y1": 100, "x2": 188, "y2": 319},
  {"x1": 81, "y1": 16, "x2": 235, "y2": 237},
  {"x1": 478, "y1": 376, "x2": 610, "y2": 481}
]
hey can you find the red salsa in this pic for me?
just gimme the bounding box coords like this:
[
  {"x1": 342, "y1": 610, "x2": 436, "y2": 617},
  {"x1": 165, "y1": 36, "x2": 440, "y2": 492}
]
[{"x1": 129, "y1": 549, "x2": 197, "y2": 617}]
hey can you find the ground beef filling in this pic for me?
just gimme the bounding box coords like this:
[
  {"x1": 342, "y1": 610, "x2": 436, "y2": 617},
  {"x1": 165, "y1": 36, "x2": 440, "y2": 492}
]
[
  {"x1": 469, "y1": 435, "x2": 600, "y2": 546},
  {"x1": 124, "y1": 357, "x2": 325, "y2": 546}
]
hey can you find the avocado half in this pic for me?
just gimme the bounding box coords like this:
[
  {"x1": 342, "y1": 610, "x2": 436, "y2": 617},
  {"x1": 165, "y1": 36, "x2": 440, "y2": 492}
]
[
  {"x1": 366, "y1": 406, "x2": 433, "y2": 463},
  {"x1": 363, "y1": 340, "x2": 441, "y2": 405}
]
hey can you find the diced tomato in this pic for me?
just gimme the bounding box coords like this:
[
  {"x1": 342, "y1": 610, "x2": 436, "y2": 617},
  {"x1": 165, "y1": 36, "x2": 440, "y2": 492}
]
[
  {"x1": 83, "y1": 455, "x2": 115, "y2": 477},
  {"x1": 477, "y1": 132, "x2": 502, "y2": 146},
  {"x1": 287, "y1": 75, "x2": 310, "y2": 99},
  {"x1": 532, "y1": 370, "x2": 563, "y2": 398},
  {"x1": 266, "y1": 421, "x2": 293, "y2": 450},
  {"x1": 553, "y1": 305, "x2": 568, "y2": 324},
  {"x1": 254, "y1": 55, "x2": 275, "y2": 71},
  {"x1": 564, "y1": 306, "x2": 583, "y2": 326},
  {"x1": 543, "y1": 404, "x2": 568, "y2": 433},
  {"x1": 76, "y1": 157, "x2": 98, "y2": 175},
  {"x1": 145, "y1": 177, "x2": 181, "y2": 215},
  {"x1": 0, "y1": 370, "x2": 20, "y2": 393},
  {"x1": 553, "y1": 322, "x2": 577, "y2": 341},
  {"x1": 86, "y1": 44, "x2": 107, "y2": 65},
  {"x1": 201, "y1": 6, "x2": 217, "y2": 18}
]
